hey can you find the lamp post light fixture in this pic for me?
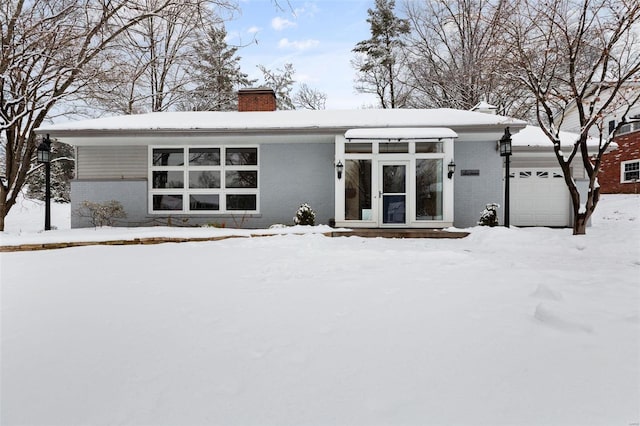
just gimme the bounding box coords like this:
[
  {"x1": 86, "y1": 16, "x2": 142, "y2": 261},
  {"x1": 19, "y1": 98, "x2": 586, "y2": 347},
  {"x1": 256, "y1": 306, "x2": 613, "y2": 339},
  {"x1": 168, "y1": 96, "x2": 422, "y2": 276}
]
[
  {"x1": 499, "y1": 127, "x2": 512, "y2": 228},
  {"x1": 447, "y1": 159, "x2": 456, "y2": 179},
  {"x1": 336, "y1": 160, "x2": 344, "y2": 179},
  {"x1": 37, "y1": 134, "x2": 52, "y2": 231}
]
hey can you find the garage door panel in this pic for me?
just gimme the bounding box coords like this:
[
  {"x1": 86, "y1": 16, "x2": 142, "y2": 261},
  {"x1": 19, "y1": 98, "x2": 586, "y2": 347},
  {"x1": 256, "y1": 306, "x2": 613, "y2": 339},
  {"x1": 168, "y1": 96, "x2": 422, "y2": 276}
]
[{"x1": 510, "y1": 168, "x2": 571, "y2": 227}]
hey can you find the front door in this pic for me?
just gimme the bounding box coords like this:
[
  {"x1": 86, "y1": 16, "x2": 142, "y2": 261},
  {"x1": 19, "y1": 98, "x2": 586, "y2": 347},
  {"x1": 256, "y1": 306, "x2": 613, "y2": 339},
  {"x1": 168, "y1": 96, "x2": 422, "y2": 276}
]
[{"x1": 380, "y1": 162, "x2": 407, "y2": 226}]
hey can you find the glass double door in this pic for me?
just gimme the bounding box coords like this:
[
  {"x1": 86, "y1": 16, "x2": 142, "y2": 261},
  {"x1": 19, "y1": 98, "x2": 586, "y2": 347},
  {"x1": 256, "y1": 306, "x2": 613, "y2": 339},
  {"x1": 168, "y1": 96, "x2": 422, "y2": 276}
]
[{"x1": 380, "y1": 162, "x2": 407, "y2": 225}]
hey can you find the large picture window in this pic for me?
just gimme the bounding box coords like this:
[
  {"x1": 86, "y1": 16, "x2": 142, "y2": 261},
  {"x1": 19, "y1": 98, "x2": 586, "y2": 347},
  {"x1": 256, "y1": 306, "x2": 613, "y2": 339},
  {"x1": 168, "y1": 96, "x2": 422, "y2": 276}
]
[{"x1": 149, "y1": 146, "x2": 258, "y2": 213}]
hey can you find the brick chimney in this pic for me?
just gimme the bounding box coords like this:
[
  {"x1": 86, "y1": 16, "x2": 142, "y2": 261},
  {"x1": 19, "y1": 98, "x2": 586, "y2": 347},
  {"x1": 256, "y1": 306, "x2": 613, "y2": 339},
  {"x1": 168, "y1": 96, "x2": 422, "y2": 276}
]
[{"x1": 238, "y1": 88, "x2": 277, "y2": 112}]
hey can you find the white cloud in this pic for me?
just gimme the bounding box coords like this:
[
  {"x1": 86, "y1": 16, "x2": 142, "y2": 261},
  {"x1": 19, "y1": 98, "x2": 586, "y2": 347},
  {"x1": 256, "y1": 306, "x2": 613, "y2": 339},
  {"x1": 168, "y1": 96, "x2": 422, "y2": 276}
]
[
  {"x1": 247, "y1": 26, "x2": 261, "y2": 34},
  {"x1": 293, "y1": 2, "x2": 319, "y2": 18},
  {"x1": 271, "y1": 17, "x2": 297, "y2": 31},
  {"x1": 278, "y1": 38, "x2": 320, "y2": 51}
]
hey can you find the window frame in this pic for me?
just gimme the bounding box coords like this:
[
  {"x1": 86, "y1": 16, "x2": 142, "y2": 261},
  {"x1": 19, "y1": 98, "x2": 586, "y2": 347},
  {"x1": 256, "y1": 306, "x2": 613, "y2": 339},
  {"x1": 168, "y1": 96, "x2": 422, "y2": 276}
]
[
  {"x1": 148, "y1": 145, "x2": 259, "y2": 214},
  {"x1": 620, "y1": 159, "x2": 640, "y2": 183},
  {"x1": 609, "y1": 121, "x2": 640, "y2": 136}
]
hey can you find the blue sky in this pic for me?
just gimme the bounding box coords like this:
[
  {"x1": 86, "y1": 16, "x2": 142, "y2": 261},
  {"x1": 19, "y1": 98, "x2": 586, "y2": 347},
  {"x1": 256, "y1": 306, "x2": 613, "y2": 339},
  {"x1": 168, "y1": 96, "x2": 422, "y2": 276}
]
[{"x1": 225, "y1": 0, "x2": 379, "y2": 109}]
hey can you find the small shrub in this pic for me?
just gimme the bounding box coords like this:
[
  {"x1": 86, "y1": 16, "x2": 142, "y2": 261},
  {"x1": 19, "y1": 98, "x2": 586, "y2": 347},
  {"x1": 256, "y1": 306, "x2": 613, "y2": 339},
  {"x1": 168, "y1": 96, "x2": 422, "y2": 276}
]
[
  {"x1": 294, "y1": 203, "x2": 316, "y2": 226},
  {"x1": 478, "y1": 203, "x2": 500, "y2": 227},
  {"x1": 77, "y1": 200, "x2": 126, "y2": 227}
]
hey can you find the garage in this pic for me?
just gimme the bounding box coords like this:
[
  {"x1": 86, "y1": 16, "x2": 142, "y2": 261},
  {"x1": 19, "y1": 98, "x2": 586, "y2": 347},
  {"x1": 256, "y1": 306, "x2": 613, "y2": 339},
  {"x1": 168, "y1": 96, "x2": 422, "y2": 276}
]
[{"x1": 510, "y1": 167, "x2": 572, "y2": 227}]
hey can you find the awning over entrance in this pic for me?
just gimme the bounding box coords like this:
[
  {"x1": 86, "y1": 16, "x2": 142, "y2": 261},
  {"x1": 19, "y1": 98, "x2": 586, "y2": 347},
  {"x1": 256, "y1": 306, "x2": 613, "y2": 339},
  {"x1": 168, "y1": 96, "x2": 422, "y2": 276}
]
[{"x1": 344, "y1": 127, "x2": 458, "y2": 140}]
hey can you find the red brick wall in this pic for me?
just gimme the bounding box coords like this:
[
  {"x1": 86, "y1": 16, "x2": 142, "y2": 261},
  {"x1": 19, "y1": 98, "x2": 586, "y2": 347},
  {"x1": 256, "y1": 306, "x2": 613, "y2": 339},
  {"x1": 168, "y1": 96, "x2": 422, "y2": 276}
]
[
  {"x1": 598, "y1": 130, "x2": 640, "y2": 193},
  {"x1": 238, "y1": 89, "x2": 277, "y2": 112}
]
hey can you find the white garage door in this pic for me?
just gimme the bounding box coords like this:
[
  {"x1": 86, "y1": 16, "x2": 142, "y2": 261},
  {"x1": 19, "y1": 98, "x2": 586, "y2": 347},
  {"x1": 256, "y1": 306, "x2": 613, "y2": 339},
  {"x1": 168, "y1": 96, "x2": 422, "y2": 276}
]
[{"x1": 510, "y1": 168, "x2": 571, "y2": 227}]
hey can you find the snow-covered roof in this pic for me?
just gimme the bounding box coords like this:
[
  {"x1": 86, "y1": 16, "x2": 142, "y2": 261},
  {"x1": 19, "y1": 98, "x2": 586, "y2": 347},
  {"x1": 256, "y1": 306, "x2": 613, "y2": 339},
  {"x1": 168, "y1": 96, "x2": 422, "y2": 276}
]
[
  {"x1": 36, "y1": 108, "x2": 526, "y2": 135},
  {"x1": 511, "y1": 125, "x2": 612, "y2": 149},
  {"x1": 345, "y1": 127, "x2": 457, "y2": 140}
]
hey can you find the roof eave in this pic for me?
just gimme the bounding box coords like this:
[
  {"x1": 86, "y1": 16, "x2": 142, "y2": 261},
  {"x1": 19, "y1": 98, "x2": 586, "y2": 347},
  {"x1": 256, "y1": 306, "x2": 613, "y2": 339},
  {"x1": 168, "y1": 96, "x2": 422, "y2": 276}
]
[{"x1": 37, "y1": 121, "x2": 527, "y2": 139}]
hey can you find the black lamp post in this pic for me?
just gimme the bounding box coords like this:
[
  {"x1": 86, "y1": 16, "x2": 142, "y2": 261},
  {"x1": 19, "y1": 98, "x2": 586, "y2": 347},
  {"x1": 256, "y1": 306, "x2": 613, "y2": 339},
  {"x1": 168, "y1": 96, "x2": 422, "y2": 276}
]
[
  {"x1": 499, "y1": 127, "x2": 512, "y2": 227},
  {"x1": 37, "y1": 134, "x2": 52, "y2": 231}
]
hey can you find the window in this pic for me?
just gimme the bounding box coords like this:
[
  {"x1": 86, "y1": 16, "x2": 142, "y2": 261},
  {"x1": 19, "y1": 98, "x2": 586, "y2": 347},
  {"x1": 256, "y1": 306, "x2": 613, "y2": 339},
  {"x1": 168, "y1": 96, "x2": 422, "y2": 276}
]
[
  {"x1": 416, "y1": 159, "x2": 443, "y2": 220},
  {"x1": 379, "y1": 142, "x2": 409, "y2": 153},
  {"x1": 611, "y1": 121, "x2": 640, "y2": 136},
  {"x1": 415, "y1": 142, "x2": 443, "y2": 153},
  {"x1": 621, "y1": 159, "x2": 639, "y2": 183},
  {"x1": 149, "y1": 146, "x2": 258, "y2": 213},
  {"x1": 345, "y1": 143, "x2": 372, "y2": 154},
  {"x1": 344, "y1": 160, "x2": 372, "y2": 220}
]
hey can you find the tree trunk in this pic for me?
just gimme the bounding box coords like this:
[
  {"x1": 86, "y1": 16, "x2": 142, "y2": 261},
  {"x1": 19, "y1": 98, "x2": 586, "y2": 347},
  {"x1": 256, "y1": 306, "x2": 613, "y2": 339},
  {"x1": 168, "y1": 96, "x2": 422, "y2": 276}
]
[
  {"x1": 0, "y1": 185, "x2": 10, "y2": 232},
  {"x1": 573, "y1": 212, "x2": 588, "y2": 235},
  {"x1": 1, "y1": 183, "x2": 9, "y2": 231}
]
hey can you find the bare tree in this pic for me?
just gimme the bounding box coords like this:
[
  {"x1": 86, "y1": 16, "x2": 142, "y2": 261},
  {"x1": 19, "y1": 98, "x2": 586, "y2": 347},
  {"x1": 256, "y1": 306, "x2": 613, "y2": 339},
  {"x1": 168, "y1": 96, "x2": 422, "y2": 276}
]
[
  {"x1": 85, "y1": 0, "x2": 235, "y2": 114},
  {"x1": 258, "y1": 63, "x2": 296, "y2": 110},
  {"x1": 293, "y1": 83, "x2": 327, "y2": 110},
  {"x1": 402, "y1": 0, "x2": 532, "y2": 117},
  {"x1": 0, "y1": 0, "x2": 205, "y2": 231},
  {"x1": 505, "y1": 0, "x2": 640, "y2": 234}
]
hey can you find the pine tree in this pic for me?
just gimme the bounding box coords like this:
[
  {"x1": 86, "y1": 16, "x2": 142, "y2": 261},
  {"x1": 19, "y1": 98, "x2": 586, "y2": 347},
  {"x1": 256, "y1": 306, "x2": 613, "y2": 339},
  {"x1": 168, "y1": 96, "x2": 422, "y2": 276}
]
[
  {"x1": 27, "y1": 141, "x2": 74, "y2": 203},
  {"x1": 188, "y1": 25, "x2": 255, "y2": 111},
  {"x1": 352, "y1": 0, "x2": 410, "y2": 108}
]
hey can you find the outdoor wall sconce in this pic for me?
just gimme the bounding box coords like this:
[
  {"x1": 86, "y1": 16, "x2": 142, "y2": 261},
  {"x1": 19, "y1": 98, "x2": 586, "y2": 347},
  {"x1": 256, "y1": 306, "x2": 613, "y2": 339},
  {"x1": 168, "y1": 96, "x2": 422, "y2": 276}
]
[
  {"x1": 447, "y1": 159, "x2": 456, "y2": 179},
  {"x1": 336, "y1": 160, "x2": 344, "y2": 179}
]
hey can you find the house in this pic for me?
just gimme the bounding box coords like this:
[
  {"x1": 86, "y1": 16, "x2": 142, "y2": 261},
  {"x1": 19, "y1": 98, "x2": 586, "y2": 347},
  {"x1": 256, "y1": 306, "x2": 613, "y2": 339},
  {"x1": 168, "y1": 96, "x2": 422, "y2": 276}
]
[
  {"x1": 557, "y1": 83, "x2": 640, "y2": 194},
  {"x1": 600, "y1": 128, "x2": 640, "y2": 193},
  {"x1": 36, "y1": 88, "x2": 588, "y2": 229}
]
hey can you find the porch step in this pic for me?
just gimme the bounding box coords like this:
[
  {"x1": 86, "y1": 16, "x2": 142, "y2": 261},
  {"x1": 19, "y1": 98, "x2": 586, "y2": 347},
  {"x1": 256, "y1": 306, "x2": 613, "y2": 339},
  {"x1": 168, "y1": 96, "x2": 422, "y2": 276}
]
[{"x1": 328, "y1": 229, "x2": 469, "y2": 239}]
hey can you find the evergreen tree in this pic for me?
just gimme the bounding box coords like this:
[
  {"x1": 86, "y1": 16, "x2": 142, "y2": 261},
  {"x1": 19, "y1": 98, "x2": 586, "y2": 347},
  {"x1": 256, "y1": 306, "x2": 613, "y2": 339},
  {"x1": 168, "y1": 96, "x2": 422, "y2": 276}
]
[
  {"x1": 188, "y1": 25, "x2": 255, "y2": 111},
  {"x1": 27, "y1": 141, "x2": 74, "y2": 203},
  {"x1": 352, "y1": 0, "x2": 410, "y2": 108}
]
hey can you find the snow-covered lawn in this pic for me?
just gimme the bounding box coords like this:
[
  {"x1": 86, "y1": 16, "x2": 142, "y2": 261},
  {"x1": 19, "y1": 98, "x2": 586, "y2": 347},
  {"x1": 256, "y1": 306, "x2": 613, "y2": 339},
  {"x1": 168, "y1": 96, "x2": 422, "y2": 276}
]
[{"x1": 1, "y1": 195, "x2": 639, "y2": 426}]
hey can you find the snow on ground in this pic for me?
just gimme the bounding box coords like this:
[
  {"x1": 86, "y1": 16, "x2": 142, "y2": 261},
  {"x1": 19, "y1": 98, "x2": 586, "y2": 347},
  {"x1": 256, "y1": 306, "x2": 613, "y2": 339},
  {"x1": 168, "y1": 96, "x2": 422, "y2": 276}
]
[
  {"x1": 1, "y1": 195, "x2": 639, "y2": 426},
  {"x1": 1, "y1": 193, "x2": 71, "y2": 234},
  {"x1": 0, "y1": 194, "x2": 337, "y2": 246}
]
